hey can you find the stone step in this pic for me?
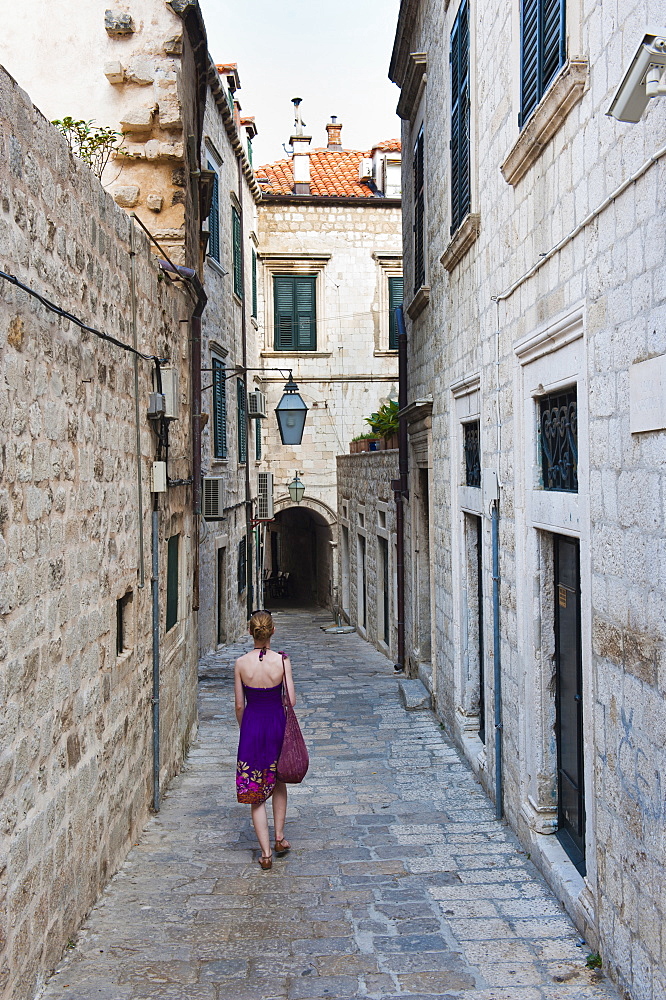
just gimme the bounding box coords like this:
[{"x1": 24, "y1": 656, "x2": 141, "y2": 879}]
[{"x1": 398, "y1": 678, "x2": 432, "y2": 711}]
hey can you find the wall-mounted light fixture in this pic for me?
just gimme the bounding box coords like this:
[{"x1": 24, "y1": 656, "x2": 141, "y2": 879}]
[
  {"x1": 287, "y1": 471, "x2": 305, "y2": 504},
  {"x1": 607, "y1": 28, "x2": 666, "y2": 122}
]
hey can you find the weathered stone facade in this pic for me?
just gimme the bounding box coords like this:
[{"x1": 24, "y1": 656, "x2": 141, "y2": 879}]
[
  {"x1": 390, "y1": 2, "x2": 666, "y2": 997},
  {"x1": 337, "y1": 451, "x2": 400, "y2": 660},
  {"x1": 0, "y1": 67, "x2": 198, "y2": 999}
]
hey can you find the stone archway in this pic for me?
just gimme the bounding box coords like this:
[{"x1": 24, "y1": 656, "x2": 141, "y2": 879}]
[{"x1": 265, "y1": 498, "x2": 337, "y2": 609}]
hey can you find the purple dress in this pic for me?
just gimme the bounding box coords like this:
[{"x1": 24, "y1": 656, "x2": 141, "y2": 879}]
[{"x1": 236, "y1": 678, "x2": 286, "y2": 804}]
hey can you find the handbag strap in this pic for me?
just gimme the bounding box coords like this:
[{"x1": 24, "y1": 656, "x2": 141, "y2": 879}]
[{"x1": 279, "y1": 651, "x2": 289, "y2": 707}]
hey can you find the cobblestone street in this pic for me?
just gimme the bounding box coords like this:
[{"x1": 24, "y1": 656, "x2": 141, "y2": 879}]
[{"x1": 40, "y1": 610, "x2": 619, "y2": 1000}]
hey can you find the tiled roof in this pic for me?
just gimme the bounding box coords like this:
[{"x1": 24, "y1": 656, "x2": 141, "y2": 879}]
[{"x1": 256, "y1": 141, "x2": 401, "y2": 198}]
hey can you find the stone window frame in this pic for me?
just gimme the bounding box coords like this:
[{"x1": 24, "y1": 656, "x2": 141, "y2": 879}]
[
  {"x1": 208, "y1": 342, "x2": 229, "y2": 466},
  {"x1": 258, "y1": 253, "x2": 332, "y2": 359},
  {"x1": 404, "y1": 80, "x2": 431, "y2": 322},
  {"x1": 373, "y1": 252, "x2": 403, "y2": 355},
  {"x1": 115, "y1": 589, "x2": 135, "y2": 661},
  {"x1": 203, "y1": 140, "x2": 225, "y2": 276},
  {"x1": 512, "y1": 301, "x2": 594, "y2": 903}
]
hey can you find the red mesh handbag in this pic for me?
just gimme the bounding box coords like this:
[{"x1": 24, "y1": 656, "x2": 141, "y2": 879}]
[{"x1": 276, "y1": 656, "x2": 309, "y2": 784}]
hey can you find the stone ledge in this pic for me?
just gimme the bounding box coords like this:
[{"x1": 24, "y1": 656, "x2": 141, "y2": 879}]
[
  {"x1": 406, "y1": 284, "x2": 430, "y2": 320},
  {"x1": 501, "y1": 59, "x2": 589, "y2": 187},
  {"x1": 397, "y1": 52, "x2": 427, "y2": 121},
  {"x1": 440, "y1": 213, "x2": 481, "y2": 272},
  {"x1": 398, "y1": 678, "x2": 431, "y2": 711}
]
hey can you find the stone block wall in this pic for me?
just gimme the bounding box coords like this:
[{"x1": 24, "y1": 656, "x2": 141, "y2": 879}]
[
  {"x1": 0, "y1": 68, "x2": 197, "y2": 999},
  {"x1": 337, "y1": 451, "x2": 399, "y2": 660}
]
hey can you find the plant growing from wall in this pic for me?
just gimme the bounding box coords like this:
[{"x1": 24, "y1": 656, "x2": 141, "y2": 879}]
[
  {"x1": 52, "y1": 117, "x2": 122, "y2": 179},
  {"x1": 365, "y1": 400, "x2": 399, "y2": 438}
]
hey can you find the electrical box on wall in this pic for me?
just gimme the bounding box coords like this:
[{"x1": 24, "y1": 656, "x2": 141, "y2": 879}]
[
  {"x1": 151, "y1": 461, "x2": 167, "y2": 493},
  {"x1": 161, "y1": 367, "x2": 179, "y2": 420},
  {"x1": 482, "y1": 469, "x2": 499, "y2": 511}
]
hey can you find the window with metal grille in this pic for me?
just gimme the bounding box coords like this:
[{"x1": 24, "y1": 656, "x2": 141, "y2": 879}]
[
  {"x1": 237, "y1": 537, "x2": 247, "y2": 594},
  {"x1": 539, "y1": 387, "x2": 577, "y2": 492},
  {"x1": 207, "y1": 161, "x2": 220, "y2": 262},
  {"x1": 388, "y1": 276, "x2": 403, "y2": 350},
  {"x1": 273, "y1": 275, "x2": 316, "y2": 351},
  {"x1": 166, "y1": 535, "x2": 179, "y2": 631},
  {"x1": 237, "y1": 378, "x2": 247, "y2": 463},
  {"x1": 450, "y1": 0, "x2": 471, "y2": 235},
  {"x1": 464, "y1": 419, "x2": 481, "y2": 487},
  {"x1": 413, "y1": 126, "x2": 425, "y2": 292},
  {"x1": 519, "y1": 0, "x2": 566, "y2": 128},
  {"x1": 212, "y1": 357, "x2": 227, "y2": 459},
  {"x1": 232, "y1": 206, "x2": 243, "y2": 298},
  {"x1": 251, "y1": 249, "x2": 257, "y2": 318},
  {"x1": 255, "y1": 416, "x2": 262, "y2": 461}
]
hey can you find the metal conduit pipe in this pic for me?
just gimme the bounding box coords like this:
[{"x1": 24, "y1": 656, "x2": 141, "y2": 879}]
[
  {"x1": 491, "y1": 499, "x2": 503, "y2": 819},
  {"x1": 393, "y1": 304, "x2": 409, "y2": 671}
]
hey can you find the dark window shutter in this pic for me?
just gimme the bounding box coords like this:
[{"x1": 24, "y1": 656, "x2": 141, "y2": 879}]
[
  {"x1": 207, "y1": 163, "x2": 220, "y2": 262},
  {"x1": 255, "y1": 417, "x2": 262, "y2": 461},
  {"x1": 274, "y1": 275, "x2": 295, "y2": 349},
  {"x1": 237, "y1": 378, "x2": 247, "y2": 463},
  {"x1": 232, "y1": 207, "x2": 243, "y2": 297},
  {"x1": 251, "y1": 249, "x2": 257, "y2": 318},
  {"x1": 273, "y1": 275, "x2": 316, "y2": 351},
  {"x1": 388, "y1": 276, "x2": 404, "y2": 350},
  {"x1": 166, "y1": 535, "x2": 179, "y2": 631},
  {"x1": 212, "y1": 357, "x2": 227, "y2": 459},
  {"x1": 520, "y1": 0, "x2": 565, "y2": 128},
  {"x1": 450, "y1": 0, "x2": 470, "y2": 235},
  {"x1": 237, "y1": 537, "x2": 246, "y2": 594},
  {"x1": 413, "y1": 127, "x2": 425, "y2": 292},
  {"x1": 295, "y1": 276, "x2": 316, "y2": 349}
]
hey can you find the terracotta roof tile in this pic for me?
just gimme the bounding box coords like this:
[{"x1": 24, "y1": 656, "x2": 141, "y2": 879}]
[{"x1": 256, "y1": 141, "x2": 401, "y2": 198}]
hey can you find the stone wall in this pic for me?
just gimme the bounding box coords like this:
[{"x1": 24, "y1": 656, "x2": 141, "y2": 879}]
[
  {"x1": 337, "y1": 451, "x2": 399, "y2": 659},
  {"x1": 0, "y1": 68, "x2": 198, "y2": 999},
  {"x1": 393, "y1": 2, "x2": 666, "y2": 997}
]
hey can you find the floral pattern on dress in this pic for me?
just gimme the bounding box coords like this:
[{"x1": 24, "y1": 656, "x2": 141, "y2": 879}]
[{"x1": 236, "y1": 759, "x2": 278, "y2": 804}]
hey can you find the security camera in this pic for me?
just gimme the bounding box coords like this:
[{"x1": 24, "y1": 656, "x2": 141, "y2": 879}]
[{"x1": 607, "y1": 28, "x2": 666, "y2": 123}]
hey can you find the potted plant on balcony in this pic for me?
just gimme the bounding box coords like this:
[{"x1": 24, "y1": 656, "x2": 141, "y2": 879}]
[
  {"x1": 365, "y1": 400, "x2": 399, "y2": 449},
  {"x1": 350, "y1": 432, "x2": 381, "y2": 453}
]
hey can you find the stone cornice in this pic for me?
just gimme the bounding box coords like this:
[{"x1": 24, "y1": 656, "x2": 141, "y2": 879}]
[
  {"x1": 501, "y1": 59, "x2": 589, "y2": 187},
  {"x1": 513, "y1": 302, "x2": 584, "y2": 365},
  {"x1": 396, "y1": 53, "x2": 428, "y2": 121},
  {"x1": 207, "y1": 58, "x2": 262, "y2": 204},
  {"x1": 406, "y1": 284, "x2": 430, "y2": 320},
  {"x1": 389, "y1": 0, "x2": 421, "y2": 85},
  {"x1": 440, "y1": 212, "x2": 480, "y2": 272}
]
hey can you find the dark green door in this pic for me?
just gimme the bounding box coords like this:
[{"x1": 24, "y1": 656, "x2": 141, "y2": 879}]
[{"x1": 554, "y1": 534, "x2": 585, "y2": 874}]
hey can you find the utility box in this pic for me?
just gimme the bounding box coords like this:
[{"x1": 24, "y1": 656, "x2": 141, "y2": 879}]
[
  {"x1": 256, "y1": 472, "x2": 274, "y2": 520},
  {"x1": 151, "y1": 461, "x2": 167, "y2": 493},
  {"x1": 202, "y1": 477, "x2": 226, "y2": 520},
  {"x1": 161, "y1": 367, "x2": 179, "y2": 420}
]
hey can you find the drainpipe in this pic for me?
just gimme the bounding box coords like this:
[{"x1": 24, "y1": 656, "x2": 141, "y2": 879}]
[
  {"x1": 393, "y1": 304, "x2": 409, "y2": 671},
  {"x1": 151, "y1": 505, "x2": 160, "y2": 810},
  {"x1": 491, "y1": 498, "x2": 503, "y2": 819},
  {"x1": 236, "y1": 156, "x2": 254, "y2": 618}
]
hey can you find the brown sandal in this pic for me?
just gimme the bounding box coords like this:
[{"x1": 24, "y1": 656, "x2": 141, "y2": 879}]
[
  {"x1": 274, "y1": 838, "x2": 291, "y2": 855},
  {"x1": 259, "y1": 854, "x2": 272, "y2": 870}
]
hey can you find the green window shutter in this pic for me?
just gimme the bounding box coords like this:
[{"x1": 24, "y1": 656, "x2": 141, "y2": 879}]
[
  {"x1": 232, "y1": 207, "x2": 243, "y2": 298},
  {"x1": 237, "y1": 537, "x2": 246, "y2": 594},
  {"x1": 413, "y1": 127, "x2": 425, "y2": 292},
  {"x1": 274, "y1": 275, "x2": 295, "y2": 349},
  {"x1": 388, "y1": 276, "x2": 404, "y2": 350},
  {"x1": 450, "y1": 0, "x2": 470, "y2": 235},
  {"x1": 212, "y1": 357, "x2": 227, "y2": 459},
  {"x1": 166, "y1": 535, "x2": 179, "y2": 631},
  {"x1": 237, "y1": 378, "x2": 247, "y2": 463},
  {"x1": 520, "y1": 0, "x2": 565, "y2": 128},
  {"x1": 207, "y1": 162, "x2": 220, "y2": 262},
  {"x1": 251, "y1": 249, "x2": 257, "y2": 318},
  {"x1": 255, "y1": 417, "x2": 262, "y2": 460},
  {"x1": 295, "y1": 277, "x2": 316, "y2": 349},
  {"x1": 273, "y1": 275, "x2": 316, "y2": 351}
]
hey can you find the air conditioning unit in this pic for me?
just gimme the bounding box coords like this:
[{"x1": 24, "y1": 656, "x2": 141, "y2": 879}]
[
  {"x1": 248, "y1": 389, "x2": 267, "y2": 419},
  {"x1": 161, "y1": 367, "x2": 179, "y2": 420},
  {"x1": 256, "y1": 471, "x2": 274, "y2": 520},
  {"x1": 358, "y1": 158, "x2": 373, "y2": 181},
  {"x1": 202, "y1": 477, "x2": 226, "y2": 520}
]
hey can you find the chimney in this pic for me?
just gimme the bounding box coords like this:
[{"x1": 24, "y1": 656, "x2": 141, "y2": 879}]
[
  {"x1": 326, "y1": 116, "x2": 343, "y2": 150},
  {"x1": 290, "y1": 97, "x2": 311, "y2": 195}
]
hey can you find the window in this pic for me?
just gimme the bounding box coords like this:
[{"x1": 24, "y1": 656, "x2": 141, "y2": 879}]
[
  {"x1": 116, "y1": 591, "x2": 132, "y2": 655},
  {"x1": 273, "y1": 275, "x2": 316, "y2": 351},
  {"x1": 212, "y1": 356, "x2": 227, "y2": 459},
  {"x1": 464, "y1": 419, "x2": 481, "y2": 487},
  {"x1": 251, "y1": 249, "x2": 258, "y2": 319},
  {"x1": 166, "y1": 535, "x2": 179, "y2": 631},
  {"x1": 237, "y1": 537, "x2": 247, "y2": 594},
  {"x1": 255, "y1": 416, "x2": 262, "y2": 461},
  {"x1": 232, "y1": 206, "x2": 243, "y2": 298},
  {"x1": 388, "y1": 276, "x2": 403, "y2": 350},
  {"x1": 237, "y1": 378, "x2": 247, "y2": 463},
  {"x1": 413, "y1": 126, "x2": 425, "y2": 291},
  {"x1": 539, "y1": 386, "x2": 577, "y2": 492},
  {"x1": 207, "y1": 162, "x2": 220, "y2": 262},
  {"x1": 519, "y1": 0, "x2": 566, "y2": 128},
  {"x1": 450, "y1": 0, "x2": 470, "y2": 235},
  {"x1": 247, "y1": 137, "x2": 253, "y2": 167}
]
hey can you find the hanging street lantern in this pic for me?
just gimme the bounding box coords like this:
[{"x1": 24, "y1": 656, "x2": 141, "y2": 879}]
[
  {"x1": 275, "y1": 375, "x2": 308, "y2": 445},
  {"x1": 287, "y1": 471, "x2": 305, "y2": 504}
]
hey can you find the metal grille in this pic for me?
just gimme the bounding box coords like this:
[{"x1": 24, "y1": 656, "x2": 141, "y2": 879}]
[
  {"x1": 539, "y1": 388, "x2": 578, "y2": 492},
  {"x1": 464, "y1": 420, "x2": 481, "y2": 487}
]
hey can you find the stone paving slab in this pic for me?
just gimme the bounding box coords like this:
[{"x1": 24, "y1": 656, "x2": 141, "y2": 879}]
[{"x1": 39, "y1": 608, "x2": 620, "y2": 1000}]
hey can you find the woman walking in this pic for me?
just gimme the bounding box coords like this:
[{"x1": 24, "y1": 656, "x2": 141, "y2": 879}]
[{"x1": 234, "y1": 611, "x2": 295, "y2": 870}]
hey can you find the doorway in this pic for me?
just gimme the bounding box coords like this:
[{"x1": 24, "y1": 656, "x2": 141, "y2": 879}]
[
  {"x1": 415, "y1": 467, "x2": 432, "y2": 660},
  {"x1": 554, "y1": 534, "x2": 585, "y2": 874},
  {"x1": 266, "y1": 507, "x2": 333, "y2": 608},
  {"x1": 216, "y1": 546, "x2": 226, "y2": 645}
]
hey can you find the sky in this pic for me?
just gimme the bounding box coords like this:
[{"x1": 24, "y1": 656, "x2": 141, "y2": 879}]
[{"x1": 197, "y1": 0, "x2": 401, "y2": 167}]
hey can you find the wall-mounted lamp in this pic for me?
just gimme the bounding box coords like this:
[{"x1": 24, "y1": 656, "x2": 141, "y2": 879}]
[
  {"x1": 607, "y1": 28, "x2": 666, "y2": 122},
  {"x1": 287, "y1": 471, "x2": 305, "y2": 504},
  {"x1": 275, "y1": 377, "x2": 308, "y2": 445}
]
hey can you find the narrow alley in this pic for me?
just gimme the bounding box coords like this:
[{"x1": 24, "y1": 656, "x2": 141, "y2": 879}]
[{"x1": 40, "y1": 611, "x2": 618, "y2": 1000}]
